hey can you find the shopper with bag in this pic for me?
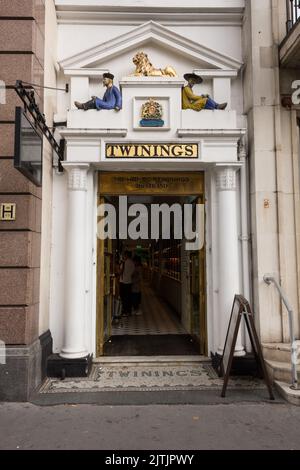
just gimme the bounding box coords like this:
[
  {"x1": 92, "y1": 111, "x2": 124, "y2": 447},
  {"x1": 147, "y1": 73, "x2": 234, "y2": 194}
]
[{"x1": 119, "y1": 251, "x2": 135, "y2": 316}]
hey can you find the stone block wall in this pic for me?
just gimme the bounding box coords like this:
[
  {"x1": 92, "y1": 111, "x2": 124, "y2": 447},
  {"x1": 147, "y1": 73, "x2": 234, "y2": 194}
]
[{"x1": 0, "y1": 0, "x2": 46, "y2": 401}]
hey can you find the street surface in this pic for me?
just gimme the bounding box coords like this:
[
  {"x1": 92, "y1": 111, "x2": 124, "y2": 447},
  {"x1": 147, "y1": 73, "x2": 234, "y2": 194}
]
[{"x1": 0, "y1": 402, "x2": 300, "y2": 450}]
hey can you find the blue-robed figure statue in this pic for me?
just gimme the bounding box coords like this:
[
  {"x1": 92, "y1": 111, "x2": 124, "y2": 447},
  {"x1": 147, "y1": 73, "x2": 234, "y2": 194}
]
[{"x1": 74, "y1": 72, "x2": 122, "y2": 111}]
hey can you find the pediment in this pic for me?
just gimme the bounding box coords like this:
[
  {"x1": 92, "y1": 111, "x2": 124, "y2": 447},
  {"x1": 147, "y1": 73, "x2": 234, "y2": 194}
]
[{"x1": 60, "y1": 21, "x2": 242, "y2": 72}]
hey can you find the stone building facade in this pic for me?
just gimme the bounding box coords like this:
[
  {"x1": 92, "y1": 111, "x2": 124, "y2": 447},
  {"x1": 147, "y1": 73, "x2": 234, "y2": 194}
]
[
  {"x1": 243, "y1": 0, "x2": 300, "y2": 400},
  {"x1": 0, "y1": 0, "x2": 299, "y2": 401},
  {"x1": 0, "y1": 0, "x2": 57, "y2": 400}
]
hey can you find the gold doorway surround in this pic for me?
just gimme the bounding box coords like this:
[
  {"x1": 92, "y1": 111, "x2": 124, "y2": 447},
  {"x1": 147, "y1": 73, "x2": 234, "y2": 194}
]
[{"x1": 96, "y1": 172, "x2": 207, "y2": 357}]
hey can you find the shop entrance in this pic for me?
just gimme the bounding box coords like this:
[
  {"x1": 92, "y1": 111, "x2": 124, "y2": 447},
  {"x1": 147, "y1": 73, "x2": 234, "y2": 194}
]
[{"x1": 96, "y1": 172, "x2": 206, "y2": 357}]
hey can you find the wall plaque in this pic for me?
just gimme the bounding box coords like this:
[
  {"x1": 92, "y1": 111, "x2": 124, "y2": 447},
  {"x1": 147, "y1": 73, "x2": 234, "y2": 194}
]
[
  {"x1": 0, "y1": 203, "x2": 16, "y2": 221},
  {"x1": 105, "y1": 143, "x2": 198, "y2": 159}
]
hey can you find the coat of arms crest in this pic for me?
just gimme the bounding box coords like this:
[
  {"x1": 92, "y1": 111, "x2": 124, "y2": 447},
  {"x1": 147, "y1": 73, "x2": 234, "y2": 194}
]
[{"x1": 140, "y1": 98, "x2": 164, "y2": 127}]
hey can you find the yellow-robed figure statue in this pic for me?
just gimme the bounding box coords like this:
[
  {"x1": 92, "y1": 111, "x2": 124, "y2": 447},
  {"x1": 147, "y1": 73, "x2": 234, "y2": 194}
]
[{"x1": 182, "y1": 73, "x2": 227, "y2": 111}]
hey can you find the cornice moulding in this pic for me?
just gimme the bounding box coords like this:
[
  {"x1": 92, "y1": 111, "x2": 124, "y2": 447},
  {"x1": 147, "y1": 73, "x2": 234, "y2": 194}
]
[
  {"x1": 193, "y1": 69, "x2": 238, "y2": 77},
  {"x1": 59, "y1": 128, "x2": 128, "y2": 139},
  {"x1": 64, "y1": 68, "x2": 108, "y2": 76},
  {"x1": 177, "y1": 129, "x2": 246, "y2": 138},
  {"x1": 119, "y1": 77, "x2": 185, "y2": 87},
  {"x1": 56, "y1": 11, "x2": 244, "y2": 26}
]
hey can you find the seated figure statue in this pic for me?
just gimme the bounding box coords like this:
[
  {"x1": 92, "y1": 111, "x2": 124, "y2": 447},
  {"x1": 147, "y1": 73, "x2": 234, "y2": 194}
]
[
  {"x1": 182, "y1": 73, "x2": 227, "y2": 111},
  {"x1": 74, "y1": 72, "x2": 122, "y2": 111}
]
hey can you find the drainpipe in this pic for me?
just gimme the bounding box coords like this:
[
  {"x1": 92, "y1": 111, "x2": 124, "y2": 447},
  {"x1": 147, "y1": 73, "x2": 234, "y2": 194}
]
[
  {"x1": 286, "y1": 0, "x2": 293, "y2": 32},
  {"x1": 239, "y1": 138, "x2": 252, "y2": 353},
  {"x1": 271, "y1": 0, "x2": 286, "y2": 341}
]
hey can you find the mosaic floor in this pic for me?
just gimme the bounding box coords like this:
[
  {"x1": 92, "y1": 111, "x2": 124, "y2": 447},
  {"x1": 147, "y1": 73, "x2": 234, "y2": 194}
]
[
  {"x1": 40, "y1": 363, "x2": 265, "y2": 394},
  {"x1": 111, "y1": 285, "x2": 186, "y2": 336}
]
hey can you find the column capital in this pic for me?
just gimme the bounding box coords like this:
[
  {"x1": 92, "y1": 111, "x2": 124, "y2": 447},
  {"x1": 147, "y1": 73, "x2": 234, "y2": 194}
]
[
  {"x1": 215, "y1": 166, "x2": 239, "y2": 192},
  {"x1": 62, "y1": 162, "x2": 90, "y2": 191}
]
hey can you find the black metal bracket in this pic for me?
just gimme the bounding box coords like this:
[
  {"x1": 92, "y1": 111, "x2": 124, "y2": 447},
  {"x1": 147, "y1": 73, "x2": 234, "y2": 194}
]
[{"x1": 14, "y1": 80, "x2": 64, "y2": 172}]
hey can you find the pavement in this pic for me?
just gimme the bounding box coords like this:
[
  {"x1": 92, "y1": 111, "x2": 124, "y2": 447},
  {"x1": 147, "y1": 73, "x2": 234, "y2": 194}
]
[{"x1": 1, "y1": 400, "x2": 300, "y2": 450}]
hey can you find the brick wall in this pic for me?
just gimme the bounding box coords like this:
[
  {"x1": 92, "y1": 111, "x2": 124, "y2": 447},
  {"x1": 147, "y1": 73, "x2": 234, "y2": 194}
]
[{"x1": 0, "y1": 0, "x2": 45, "y2": 346}]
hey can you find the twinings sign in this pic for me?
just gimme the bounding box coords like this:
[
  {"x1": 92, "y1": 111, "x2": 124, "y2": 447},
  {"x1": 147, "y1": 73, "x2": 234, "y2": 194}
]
[{"x1": 106, "y1": 143, "x2": 198, "y2": 159}]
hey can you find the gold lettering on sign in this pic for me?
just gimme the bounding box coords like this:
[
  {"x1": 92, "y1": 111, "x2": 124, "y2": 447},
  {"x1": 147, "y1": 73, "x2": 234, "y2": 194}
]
[
  {"x1": 99, "y1": 172, "x2": 204, "y2": 196},
  {"x1": 106, "y1": 143, "x2": 198, "y2": 159},
  {"x1": 0, "y1": 203, "x2": 16, "y2": 221}
]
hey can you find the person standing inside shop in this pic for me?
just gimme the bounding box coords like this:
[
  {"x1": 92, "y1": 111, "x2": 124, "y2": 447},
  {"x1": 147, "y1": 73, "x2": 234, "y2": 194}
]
[
  {"x1": 132, "y1": 256, "x2": 143, "y2": 316},
  {"x1": 119, "y1": 251, "x2": 135, "y2": 316}
]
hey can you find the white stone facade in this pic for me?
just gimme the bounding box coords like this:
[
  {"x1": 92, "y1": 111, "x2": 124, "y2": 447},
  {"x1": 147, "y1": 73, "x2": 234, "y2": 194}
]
[{"x1": 44, "y1": 1, "x2": 300, "y2": 366}]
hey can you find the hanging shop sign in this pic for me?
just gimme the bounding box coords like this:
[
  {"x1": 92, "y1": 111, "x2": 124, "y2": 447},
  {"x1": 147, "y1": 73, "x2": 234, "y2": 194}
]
[{"x1": 105, "y1": 143, "x2": 198, "y2": 159}]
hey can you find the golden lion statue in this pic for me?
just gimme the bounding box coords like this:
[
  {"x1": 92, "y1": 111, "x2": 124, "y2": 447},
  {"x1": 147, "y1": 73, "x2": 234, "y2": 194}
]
[{"x1": 132, "y1": 52, "x2": 177, "y2": 77}]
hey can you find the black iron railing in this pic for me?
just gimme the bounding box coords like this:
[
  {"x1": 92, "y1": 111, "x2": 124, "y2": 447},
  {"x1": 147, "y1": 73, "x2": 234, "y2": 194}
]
[{"x1": 286, "y1": 0, "x2": 300, "y2": 33}]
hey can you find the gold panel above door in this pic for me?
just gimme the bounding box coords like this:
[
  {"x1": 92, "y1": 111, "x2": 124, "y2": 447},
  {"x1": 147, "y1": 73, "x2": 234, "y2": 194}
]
[{"x1": 98, "y1": 172, "x2": 204, "y2": 196}]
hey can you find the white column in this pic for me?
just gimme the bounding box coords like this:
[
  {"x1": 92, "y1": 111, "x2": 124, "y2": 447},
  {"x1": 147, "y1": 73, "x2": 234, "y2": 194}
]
[
  {"x1": 60, "y1": 163, "x2": 90, "y2": 359},
  {"x1": 216, "y1": 167, "x2": 245, "y2": 357}
]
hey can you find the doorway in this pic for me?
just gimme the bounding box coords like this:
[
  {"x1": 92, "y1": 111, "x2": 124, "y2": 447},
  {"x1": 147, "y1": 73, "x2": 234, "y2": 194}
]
[{"x1": 96, "y1": 172, "x2": 206, "y2": 357}]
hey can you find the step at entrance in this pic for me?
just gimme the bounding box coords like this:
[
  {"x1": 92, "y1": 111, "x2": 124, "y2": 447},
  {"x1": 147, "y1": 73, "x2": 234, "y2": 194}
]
[{"x1": 104, "y1": 335, "x2": 199, "y2": 356}]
